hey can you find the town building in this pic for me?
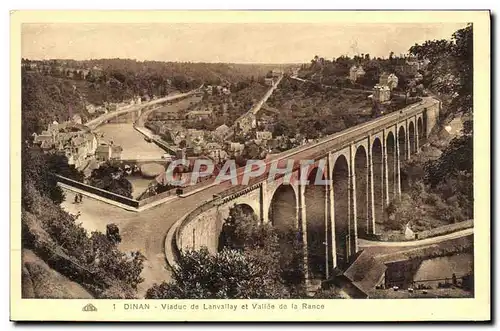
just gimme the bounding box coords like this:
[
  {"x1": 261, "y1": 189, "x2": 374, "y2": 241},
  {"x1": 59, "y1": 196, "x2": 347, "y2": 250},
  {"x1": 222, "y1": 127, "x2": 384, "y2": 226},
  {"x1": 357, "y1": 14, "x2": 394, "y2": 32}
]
[
  {"x1": 90, "y1": 65, "x2": 103, "y2": 78},
  {"x1": 95, "y1": 143, "x2": 123, "y2": 162},
  {"x1": 379, "y1": 72, "x2": 399, "y2": 90},
  {"x1": 213, "y1": 124, "x2": 232, "y2": 141},
  {"x1": 228, "y1": 142, "x2": 245, "y2": 155},
  {"x1": 33, "y1": 121, "x2": 99, "y2": 169},
  {"x1": 264, "y1": 78, "x2": 275, "y2": 87},
  {"x1": 406, "y1": 56, "x2": 420, "y2": 69},
  {"x1": 80, "y1": 69, "x2": 90, "y2": 79},
  {"x1": 372, "y1": 84, "x2": 391, "y2": 103},
  {"x1": 186, "y1": 129, "x2": 205, "y2": 145},
  {"x1": 187, "y1": 109, "x2": 213, "y2": 120},
  {"x1": 95, "y1": 106, "x2": 107, "y2": 114},
  {"x1": 394, "y1": 56, "x2": 420, "y2": 76},
  {"x1": 209, "y1": 149, "x2": 229, "y2": 164},
  {"x1": 171, "y1": 130, "x2": 187, "y2": 146},
  {"x1": 203, "y1": 142, "x2": 228, "y2": 163},
  {"x1": 256, "y1": 131, "x2": 273, "y2": 141},
  {"x1": 349, "y1": 65, "x2": 366, "y2": 82}
]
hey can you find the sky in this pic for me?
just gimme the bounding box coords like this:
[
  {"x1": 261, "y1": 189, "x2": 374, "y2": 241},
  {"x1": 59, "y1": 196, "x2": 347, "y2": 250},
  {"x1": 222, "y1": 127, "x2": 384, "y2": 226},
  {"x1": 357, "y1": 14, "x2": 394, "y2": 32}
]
[{"x1": 21, "y1": 23, "x2": 468, "y2": 63}]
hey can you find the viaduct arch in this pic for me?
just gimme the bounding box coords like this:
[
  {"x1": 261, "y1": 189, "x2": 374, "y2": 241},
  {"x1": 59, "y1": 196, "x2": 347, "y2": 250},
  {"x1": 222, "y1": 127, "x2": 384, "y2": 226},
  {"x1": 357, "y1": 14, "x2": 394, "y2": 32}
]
[
  {"x1": 371, "y1": 137, "x2": 384, "y2": 233},
  {"x1": 354, "y1": 146, "x2": 369, "y2": 237},
  {"x1": 304, "y1": 167, "x2": 327, "y2": 279},
  {"x1": 386, "y1": 131, "x2": 396, "y2": 202},
  {"x1": 268, "y1": 184, "x2": 298, "y2": 231},
  {"x1": 409, "y1": 121, "x2": 416, "y2": 156},
  {"x1": 332, "y1": 154, "x2": 350, "y2": 269}
]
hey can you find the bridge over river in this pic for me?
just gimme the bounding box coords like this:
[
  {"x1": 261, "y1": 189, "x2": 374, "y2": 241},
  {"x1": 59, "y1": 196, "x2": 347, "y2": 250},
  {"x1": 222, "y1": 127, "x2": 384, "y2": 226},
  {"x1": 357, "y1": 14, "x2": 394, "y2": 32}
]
[
  {"x1": 61, "y1": 96, "x2": 448, "y2": 296},
  {"x1": 85, "y1": 87, "x2": 203, "y2": 129}
]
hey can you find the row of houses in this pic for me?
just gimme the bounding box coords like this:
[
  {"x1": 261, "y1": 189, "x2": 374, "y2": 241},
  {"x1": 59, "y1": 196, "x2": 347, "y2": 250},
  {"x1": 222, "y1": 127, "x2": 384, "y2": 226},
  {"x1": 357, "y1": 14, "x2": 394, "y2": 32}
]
[
  {"x1": 22, "y1": 61, "x2": 104, "y2": 79},
  {"x1": 372, "y1": 70, "x2": 423, "y2": 103},
  {"x1": 349, "y1": 56, "x2": 428, "y2": 85},
  {"x1": 349, "y1": 65, "x2": 366, "y2": 83},
  {"x1": 32, "y1": 121, "x2": 99, "y2": 169},
  {"x1": 32, "y1": 120, "x2": 123, "y2": 171},
  {"x1": 205, "y1": 85, "x2": 231, "y2": 96}
]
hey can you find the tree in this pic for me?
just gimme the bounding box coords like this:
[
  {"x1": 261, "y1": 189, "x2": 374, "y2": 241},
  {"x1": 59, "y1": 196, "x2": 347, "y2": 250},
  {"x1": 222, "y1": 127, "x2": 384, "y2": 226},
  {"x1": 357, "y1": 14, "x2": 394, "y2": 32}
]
[
  {"x1": 46, "y1": 153, "x2": 84, "y2": 182},
  {"x1": 88, "y1": 231, "x2": 145, "y2": 290},
  {"x1": 88, "y1": 163, "x2": 133, "y2": 198},
  {"x1": 22, "y1": 146, "x2": 65, "y2": 206},
  {"x1": 218, "y1": 204, "x2": 265, "y2": 251},
  {"x1": 408, "y1": 24, "x2": 474, "y2": 222},
  {"x1": 106, "y1": 223, "x2": 122, "y2": 244},
  {"x1": 409, "y1": 24, "x2": 472, "y2": 124},
  {"x1": 145, "y1": 248, "x2": 289, "y2": 299},
  {"x1": 386, "y1": 193, "x2": 426, "y2": 231},
  {"x1": 424, "y1": 133, "x2": 473, "y2": 187},
  {"x1": 219, "y1": 205, "x2": 305, "y2": 293}
]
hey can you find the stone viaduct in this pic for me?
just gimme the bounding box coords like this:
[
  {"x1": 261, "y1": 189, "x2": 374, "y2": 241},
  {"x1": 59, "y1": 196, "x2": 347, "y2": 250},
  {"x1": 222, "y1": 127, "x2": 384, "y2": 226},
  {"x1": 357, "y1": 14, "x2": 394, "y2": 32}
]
[{"x1": 172, "y1": 97, "x2": 441, "y2": 282}]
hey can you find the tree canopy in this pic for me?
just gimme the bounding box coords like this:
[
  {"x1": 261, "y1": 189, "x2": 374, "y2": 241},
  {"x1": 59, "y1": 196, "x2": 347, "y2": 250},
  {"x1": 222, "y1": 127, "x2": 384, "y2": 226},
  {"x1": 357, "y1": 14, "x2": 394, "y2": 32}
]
[
  {"x1": 88, "y1": 163, "x2": 133, "y2": 198},
  {"x1": 410, "y1": 24, "x2": 473, "y2": 125}
]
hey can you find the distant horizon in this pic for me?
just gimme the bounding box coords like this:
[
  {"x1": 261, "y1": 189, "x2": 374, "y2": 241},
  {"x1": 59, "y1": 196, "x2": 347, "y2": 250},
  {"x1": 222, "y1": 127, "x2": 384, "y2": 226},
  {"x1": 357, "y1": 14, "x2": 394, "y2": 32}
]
[
  {"x1": 21, "y1": 58, "x2": 307, "y2": 65},
  {"x1": 22, "y1": 23, "x2": 468, "y2": 64}
]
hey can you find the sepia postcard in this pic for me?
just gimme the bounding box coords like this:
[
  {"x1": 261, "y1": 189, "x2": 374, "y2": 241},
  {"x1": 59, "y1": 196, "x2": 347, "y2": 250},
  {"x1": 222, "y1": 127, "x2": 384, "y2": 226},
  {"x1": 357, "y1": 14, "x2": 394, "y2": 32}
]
[{"x1": 10, "y1": 10, "x2": 490, "y2": 322}]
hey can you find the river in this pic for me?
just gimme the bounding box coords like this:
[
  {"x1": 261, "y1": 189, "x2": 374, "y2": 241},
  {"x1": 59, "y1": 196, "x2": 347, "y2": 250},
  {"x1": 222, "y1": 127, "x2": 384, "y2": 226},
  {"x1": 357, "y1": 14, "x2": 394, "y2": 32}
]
[
  {"x1": 95, "y1": 124, "x2": 166, "y2": 160},
  {"x1": 413, "y1": 253, "x2": 473, "y2": 287}
]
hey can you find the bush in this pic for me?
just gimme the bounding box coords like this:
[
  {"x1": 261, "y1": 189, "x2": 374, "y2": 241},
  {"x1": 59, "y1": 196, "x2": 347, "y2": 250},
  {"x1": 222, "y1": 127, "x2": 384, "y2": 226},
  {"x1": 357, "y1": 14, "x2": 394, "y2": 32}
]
[
  {"x1": 146, "y1": 248, "x2": 289, "y2": 299},
  {"x1": 219, "y1": 205, "x2": 305, "y2": 291}
]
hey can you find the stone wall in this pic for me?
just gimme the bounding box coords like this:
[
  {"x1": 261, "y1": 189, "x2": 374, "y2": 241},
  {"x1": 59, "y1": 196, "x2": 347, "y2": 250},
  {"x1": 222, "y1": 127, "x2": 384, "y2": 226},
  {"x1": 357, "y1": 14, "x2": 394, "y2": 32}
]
[{"x1": 177, "y1": 203, "x2": 221, "y2": 254}]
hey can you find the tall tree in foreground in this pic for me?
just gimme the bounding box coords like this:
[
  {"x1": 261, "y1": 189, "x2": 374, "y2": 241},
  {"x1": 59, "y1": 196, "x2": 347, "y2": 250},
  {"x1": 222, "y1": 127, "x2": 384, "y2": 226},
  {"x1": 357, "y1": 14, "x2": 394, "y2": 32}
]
[{"x1": 410, "y1": 23, "x2": 473, "y2": 128}]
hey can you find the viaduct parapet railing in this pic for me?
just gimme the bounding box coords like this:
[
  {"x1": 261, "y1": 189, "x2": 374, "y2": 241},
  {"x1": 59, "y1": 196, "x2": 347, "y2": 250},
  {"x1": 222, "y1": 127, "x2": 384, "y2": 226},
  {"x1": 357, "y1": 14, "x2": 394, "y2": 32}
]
[{"x1": 269, "y1": 97, "x2": 434, "y2": 163}]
